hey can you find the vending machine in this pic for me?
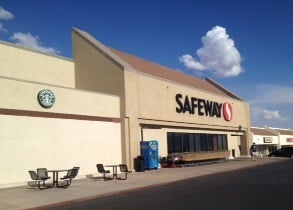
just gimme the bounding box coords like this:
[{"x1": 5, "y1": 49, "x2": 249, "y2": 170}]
[{"x1": 140, "y1": 140, "x2": 159, "y2": 170}]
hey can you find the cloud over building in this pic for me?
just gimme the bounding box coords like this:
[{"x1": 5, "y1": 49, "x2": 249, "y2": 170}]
[{"x1": 179, "y1": 26, "x2": 243, "y2": 78}]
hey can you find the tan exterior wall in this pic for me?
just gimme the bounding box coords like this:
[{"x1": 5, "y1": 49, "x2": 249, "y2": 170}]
[
  {"x1": 135, "y1": 73, "x2": 250, "y2": 127},
  {"x1": 0, "y1": 115, "x2": 121, "y2": 188},
  {"x1": 0, "y1": 42, "x2": 75, "y2": 87},
  {"x1": 0, "y1": 77, "x2": 120, "y2": 117},
  {"x1": 72, "y1": 31, "x2": 125, "y2": 99},
  {"x1": 72, "y1": 30, "x2": 130, "y2": 164},
  {"x1": 0, "y1": 42, "x2": 122, "y2": 188},
  {"x1": 124, "y1": 71, "x2": 251, "y2": 165}
]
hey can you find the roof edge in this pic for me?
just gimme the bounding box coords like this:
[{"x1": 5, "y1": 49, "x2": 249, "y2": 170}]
[
  {"x1": 0, "y1": 40, "x2": 72, "y2": 62},
  {"x1": 72, "y1": 27, "x2": 134, "y2": 71},
  {"x1": 205, "y1": 77, "x2": 244, "y2": 101}
]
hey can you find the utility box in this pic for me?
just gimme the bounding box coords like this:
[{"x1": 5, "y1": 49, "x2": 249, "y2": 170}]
[{"x1": 140, "y1": 140, "x2": 159, "y2": 170}]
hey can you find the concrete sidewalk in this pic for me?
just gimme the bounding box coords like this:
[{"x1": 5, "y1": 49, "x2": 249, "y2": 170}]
[{"x1": 0, "y1": 158, "x2": 286, "y2": 210}]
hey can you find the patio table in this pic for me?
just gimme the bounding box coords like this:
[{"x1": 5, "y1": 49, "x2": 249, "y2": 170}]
[
  {"x1": 47, "y1": 169, "x2": 68, "y2": 187},
  {"x1": 105, "y1": 165, "x2": 119, "y2": 179}
]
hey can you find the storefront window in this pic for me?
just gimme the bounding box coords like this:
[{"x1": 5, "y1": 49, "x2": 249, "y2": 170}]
[
  {"x1": 223, "y1": 135, "x2": 228, "y2": 150},
  {"x1": 182, "y1": 134, "x2": 190, "y2": 152},
  {"x1": 207, "y1": 135, "x2": 214, "y2": 151},
  {"x1": 218, "y1": 135, "x2": 223, "y2": 150},
  {"x1": 167, "y1": 132, "x2": 228, "y2": 154},
  {"x1": 200, "y1": 134, "x2": 208, "y2": 151},
  {"x1": 195, "y1": 134, "x2": 201, "y2": 152},
  {"x1": 189, "y1": 134, "x2": 195, "y2": 152},
  {"x1": 174, "y1": 133, "x2": 182, "y2": 153},
  {"x1": 167, "y1": 133, "x2": 174, "y2": 154}
]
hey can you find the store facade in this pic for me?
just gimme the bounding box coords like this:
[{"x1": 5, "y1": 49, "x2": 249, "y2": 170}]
[
  {"x1": 0, "y1": 28, "x2": 252, "y2": 187},
  {"x1": 72, "y1": 28, "x2": 252, "y2": 168}
]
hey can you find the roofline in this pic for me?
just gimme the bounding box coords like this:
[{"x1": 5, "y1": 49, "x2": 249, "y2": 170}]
[
  {"x1": 266, "y1": 126, "x2": 292, "y2": 131},
  {"x1": 72, "y1": 28, "x2": 246, "y2": 101},
  {"x1": 0, "y1": 40, "x2": 72, "y2": 62},
  {"x1": 206, "y1": 77, "x2": 244, "y2": 101},
  {"x1": 72, "y1": 27, "x2": 135, "y2": 71},
  {"x1": 250, "y1": 127, "x2": 278, "y2": 136}
]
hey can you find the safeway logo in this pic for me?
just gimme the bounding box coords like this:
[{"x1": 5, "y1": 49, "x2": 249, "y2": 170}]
[{"x1": 223, "y1": 102, "x2": 233, "y2": 121}]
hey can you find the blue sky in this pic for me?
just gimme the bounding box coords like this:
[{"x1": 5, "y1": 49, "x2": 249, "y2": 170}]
[{"x1": 0, "y1": 0, "x2": 292, "y2": 129}]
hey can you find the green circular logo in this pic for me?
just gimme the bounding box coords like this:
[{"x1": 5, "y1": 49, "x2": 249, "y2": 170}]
[{"x1": 38, "y1": 89, "x2": 55, "y2": 108}]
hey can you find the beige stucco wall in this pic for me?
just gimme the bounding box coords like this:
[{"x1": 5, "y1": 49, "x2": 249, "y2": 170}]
[
  {"x1": 134, "y1": 72, "x2": 250, "y2": 127},
  {"x1": 0, "y1": 77, "x2": 121, "y2": 188},
  {"x1": 72, "y1": 30, "x2": 125, "y2": 99},
  {"x1": 0, "y1": 42, "x2": 75, "y2": 87},
  {"x1": 0, "y1": 77, "x2": 120, "y2": 117},
  {"x1": 72, "y1": 29, "x2": 130, "y2": 164},
  {"x1": 0, "y1": 115, "x2": 121, "y2": 188}
]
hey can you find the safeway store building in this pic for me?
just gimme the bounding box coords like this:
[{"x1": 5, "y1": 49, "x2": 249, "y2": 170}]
[{"x1": 0, "y1": 28, "x2": 252, "y2": 188}]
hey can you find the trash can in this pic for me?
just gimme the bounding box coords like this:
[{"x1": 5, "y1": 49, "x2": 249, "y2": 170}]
[
  {"x1": 134, "y1": 156, "x2": 145, "y2": 172},
  {"x1": 232, "y1": 149, "x2": 235, "y2": 158}
]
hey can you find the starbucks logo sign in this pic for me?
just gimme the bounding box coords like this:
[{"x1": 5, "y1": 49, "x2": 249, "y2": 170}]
[{"x1": 38, "y1": 89, "x2": 55, "y2": 108}]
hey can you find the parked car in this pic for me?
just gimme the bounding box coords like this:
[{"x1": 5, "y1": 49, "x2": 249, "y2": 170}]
[{"x1": 268, "y1": 147, "x2": 293, "y2": 158}]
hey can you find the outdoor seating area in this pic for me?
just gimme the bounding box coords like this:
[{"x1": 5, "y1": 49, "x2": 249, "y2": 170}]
[
  {"x1": 28, "y1": 167, "x2": 80, "y2": 189},
  {"x1": 28, "y1": 163, "x2": 132, "y2": 190},
  {"x1": 88, "y1": 163, "x2": 132, "y2": 181}
]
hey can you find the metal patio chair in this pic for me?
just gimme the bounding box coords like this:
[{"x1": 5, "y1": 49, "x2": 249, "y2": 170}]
[
  {"x1": 60, "y1": 167, "x2": 80, "y2": 187},
  {"x1": 60, "y1": 169, "x2": 74, "y2": 188},
  {"x1": 118, "y1": 164, "x2": 132, "y2": 180},
  {"x1": 72, "y1": 166, "x2": 80, "y2": 178},
  {"x1": 28, "y1": 170, "x2": 49, "y2": 189},
  {"x1": 36, "y1": 168, "x2": 51, "y2": 186},
  {"x1": 96, "y1": 164, "x2": 111, "y2": 180}
]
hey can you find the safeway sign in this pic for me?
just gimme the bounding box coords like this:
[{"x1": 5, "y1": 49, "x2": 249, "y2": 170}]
[{"x1": 175, "y1": 93, "x2": 233, "y2": 121}]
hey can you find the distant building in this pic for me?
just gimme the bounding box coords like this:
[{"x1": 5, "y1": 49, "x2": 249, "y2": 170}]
[
  {"x1": 251, "y1": 127, "x2": 278, "y2": 156},
  {"x1": 266, "y1": 127, "x2": 293, "y2": 148},
  {"x1": 251, "y1": 127, "x2": 293, "y2": 156}
]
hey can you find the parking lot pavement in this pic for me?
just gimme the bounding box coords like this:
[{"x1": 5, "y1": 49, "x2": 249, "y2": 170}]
[{"x1": 0, "y1": 158, "x2": 287, "y2": 210}]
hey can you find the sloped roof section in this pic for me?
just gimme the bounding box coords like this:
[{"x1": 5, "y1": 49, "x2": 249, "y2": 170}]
[
  {"x1": 73, "y1": 28, "x2": 243, "y2": 100},
  {"x1": 251, "y1": 127, "x2": 277, "y2": 136},
  {"x1": 273, "y1": 129, "x2": 293, "y2": 135},
  {"x1": 109, "y1": 47, "x2": 242, "y2": 100}
]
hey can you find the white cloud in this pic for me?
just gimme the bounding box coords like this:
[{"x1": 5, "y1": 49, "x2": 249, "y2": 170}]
[
  {"x1": 264, "y1": 110, "x2": 285, "y2": 120},
  {"x1": 10, "y1": 32, "x2": 60, "y2": 54},
  {"x1": 0, "y1": 7, "x2": 59, "y2": 54},
  {"x1": 0, "y1": 7, "x2": 14, "y2": 20},
  {"x1": 248, "y1": 84, "x2": 292, "y2": 127},
  {"x1": 179, "y1": 26, "x2": 243, "y2": 78},
  {"x1": 249, "y1": 84, "x2": 293, "y2": 106},
  {"x1": 179, "y1": 54, "x2": 206, "y2": 70},
  {"x1": 0, "y1": 7, "x2": 13, "y2": 33}
]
